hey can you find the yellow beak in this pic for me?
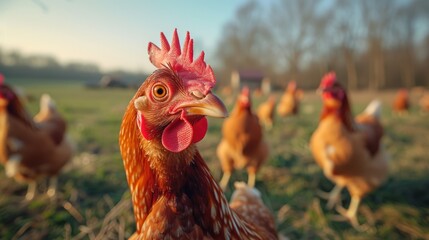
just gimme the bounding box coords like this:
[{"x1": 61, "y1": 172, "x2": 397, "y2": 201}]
[{"x1": 177, "y1": 92, "x2": 228, "y2": 118}]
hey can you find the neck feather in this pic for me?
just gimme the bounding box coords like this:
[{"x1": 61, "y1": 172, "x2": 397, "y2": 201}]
[
  {"x1": 119, "y1": 101, "x2": 261, "y2": 238},
  {"x1": 320, "y1": 96, "x2": 354, "y2": 131},
  {"x1": 7, "y1": 98, "x2": 34, "y2": 128}
]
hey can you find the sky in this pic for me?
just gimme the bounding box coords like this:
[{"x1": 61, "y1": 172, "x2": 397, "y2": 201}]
[{"x1": 0, "y1": 0, "x2": 248, "y2": 73}]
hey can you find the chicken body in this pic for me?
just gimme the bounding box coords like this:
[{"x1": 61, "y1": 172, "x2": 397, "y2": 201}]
[
  {"x1": 257, "y1": 96, "x2": 276, "y2": 130},
  {"x1": 229, "y1": 182, "x2": 278, "y2": 240},
  {"x1": 120, "y1": 30, "x2": 278, "y2": 240},
  {"x1": 217, "y1": 87, "x2": 268, "y2": 190},
  {"x1": 310, "y1": 72, "x2": 388, "y2": 229},
  {"x1": 276, "y1": 81, "x2": 301, "y2": 117},
  {"x1": 0, "y1": 85, "x2": 74, "y2": 200},
  {"x1": 393, "y1": 89, "x2": 410, "y2": 115},
  {"x1": 419, "y1": 93, "x2": 429, "y2": 113}
]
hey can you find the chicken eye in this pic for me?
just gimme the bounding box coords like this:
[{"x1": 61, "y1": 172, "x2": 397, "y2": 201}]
[{"x1": 152, "y1": 84, "x2": 168, "y2": 100}]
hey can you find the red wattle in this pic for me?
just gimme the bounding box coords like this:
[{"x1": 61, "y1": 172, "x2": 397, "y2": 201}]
[
  {"x1": 161, "y1": 112, "x2": 208, "y2": 152},
  {"x1": 191, "y1": 117, "x2": 208, "y2": 144},
  {"x1": 137, "y1": 113, "x2": 155, "y2": 140},
  {"x1": 162, "y1": 117, "x2": 193, "y2": 153}
]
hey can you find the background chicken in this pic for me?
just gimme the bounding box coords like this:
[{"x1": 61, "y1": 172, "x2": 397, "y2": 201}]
[
  {"x1": 217, "y1": 87, "x2": 269, "y2": 190},
  {"x1": 276, "y1": 80, "x2": 302, "y2": 117},
  {"x1": 0, "y1": 79, "x2": 74, "y2": 200},
  {"x1": 418, "y1": 92, "x2": 429, "y2": 113},
  {"x1": 229, "y1": 182, "x2": 278, "y2": 240},
  {"x1": 392, "y1": 88, "x2": 410, "y2": 115},
  {"x1": 309, "y1": 72, "x2": 389, "y2": 229},
  {"x1": 257, "y1": 95, "x2": 276, "y2": 130},
  {"x1": 119, "y1": 29, "x2": 278, "y2": 239}
]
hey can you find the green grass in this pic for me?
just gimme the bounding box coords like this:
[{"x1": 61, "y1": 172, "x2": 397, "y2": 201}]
[{"x1": 1, "y1": 78, "x2": 429, "y2": 239}]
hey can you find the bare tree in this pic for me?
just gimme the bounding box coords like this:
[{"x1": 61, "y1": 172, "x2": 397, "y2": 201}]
[
  {"x1": 333, "y1": 0, "x2": 365, "y2": 90},
  {"x1": 359, "y1": 0, "x2": 399, "y2": 90},
  {"x1": 425, "y1": 35, "x2": 429, "y2": 86},
  {"x1": 215, "y1": 0, "x2": 272, "y2": 86},
  {"x1": 214, "y1": 0, "x2": 429, "y2": 90},
  {"x1": 392, "y1": 0, "x2": 429, "y2": 88},
  {"x1": 268, "y1": 0, "x2": 332, "y2": 86}
]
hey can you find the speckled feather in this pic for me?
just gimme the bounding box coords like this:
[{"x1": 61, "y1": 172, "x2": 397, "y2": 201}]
[{"x1": 119, "y1": 90, "x2": 271, "y2": 239}]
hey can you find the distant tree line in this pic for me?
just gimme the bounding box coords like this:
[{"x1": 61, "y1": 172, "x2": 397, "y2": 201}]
[
  {"x1": 214, "y1": 0, "x2": 429, "y2": 90},
  {"x1": 0, "y1": 48, "x2": 146, "y2": 84}
]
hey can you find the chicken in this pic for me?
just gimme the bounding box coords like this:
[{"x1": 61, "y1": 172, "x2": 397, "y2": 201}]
[
  {"x1": 229, "y1": 182, "x2": 277, "y2": 239},
  {"x1": 419, "y1": 92, "x2": 429, "y2": 113},
  {"x1": 0, "y1": 78, "x2": 74, "y2": 200},
  {"x1": 276, "y1": 80, "x2": 301, "y2": 117},
  {"x1": 119, "y1": 29, "x2": 278, "y2": 240},
  {"x1": 217, "y1": 87, "x2": 268, "y2": 190},
  {"x1": 392, "y1": 88, "x2": 410, "y2": 115},
  {"x1": 309, "y1": 72, "x2": 389, "y2": 229},
  {"x1": 257, "y1": 95, "x2": 276, "y2": 130}
]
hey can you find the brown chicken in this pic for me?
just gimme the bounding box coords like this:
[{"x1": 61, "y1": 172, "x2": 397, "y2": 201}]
[
  {"x1": 309, "y1": 72, "x2": 389, "y2": 229},
  {"x1": 229, "y1": 182, "x2": 277, "y2": 239},
  {"x1": 0, "y1": 78, "x2": 74, "y2": 200},
  {"x1": 119, "y1": 29, "x2": 278, "y2": 239},
  {"x1": 257, "y1": 95, "x2": 276, "y2": 130},
  {"x1": 276, "y1": 80, "x2": 301, "y2": 117},
  {"x1": 392, "y1": 88, "x2": 410, "y2": 115},
  {"x1": 419, "y1": 92, "x2": 429, "y2": 113},
  {"x1": 217, "y1": 87, "x2": 268, "y2": 190}
]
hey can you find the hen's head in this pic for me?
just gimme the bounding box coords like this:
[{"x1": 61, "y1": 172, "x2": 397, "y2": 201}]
[
  {"x1": 133, "y1": 29, "x2": 227, "y2": 153},
  {"x1": 0, "y1": 74, "x2": 19, "y2": 108},
  {"x1": 397, "y1": 88, "x2": 409, "y2": 98},
  {"x1": 319, "y1": 72, "x2": 347, "y2": 108},
  {"x1": 0, "y1": 74, "x2": 33, "y2": 126},
  {"x1": 0, "y1": 74, "x2": 13, "y2": 107},
  {"x1": 287, "y1": 80, "x2": 297, "y2": 92},
  {"x1": 319, "y1": 72, "x2": 354, "y2": 129},
  {"x1": 237, "y1": 86, "x2": 252, "y2": 109}
]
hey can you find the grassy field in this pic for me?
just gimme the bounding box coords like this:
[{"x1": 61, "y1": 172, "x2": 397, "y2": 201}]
[{"x1": 1, "y1": 78, "x2": 428, "y2": 240}]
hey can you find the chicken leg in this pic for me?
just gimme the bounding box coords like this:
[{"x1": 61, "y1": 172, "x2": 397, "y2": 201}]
[
  {"x1": 47, "y1": 176, "x2": 58, "y2": 198},
  {"x1": 247, "y1": 172, "x2": 256, "y2": 188},
  {"x1": 24, "y1": 177, "x2": 58, "y2": 201},
  {"x1": 317, "y1": 184, "x2": 344, "y2": 209},
  {"x1": 247, "y1": 167, "x2": 257, "y2": 188},
  {"x1": 317, "y1": 153, "x2": 344, "y2": 209},
  {"x1": 219, "y1": 172, "x2": 231, "y2": 191},
  {"x1": 25, "y1": 182, "x2": 37, "y2": 201},
  {"x1": 334, "y1": 196, "x2": 368, "y2": 231}
]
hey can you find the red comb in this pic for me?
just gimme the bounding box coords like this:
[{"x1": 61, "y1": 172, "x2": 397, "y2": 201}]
[
  {"x1": 148, "y1": 29, "x2": 215, "y2": 94},
  {"x1": 0, "y1": 73, "x2": 4, "y2": 85},
  {"x1": 320, "y1": 72, "x2": 337, "y2": 88}
]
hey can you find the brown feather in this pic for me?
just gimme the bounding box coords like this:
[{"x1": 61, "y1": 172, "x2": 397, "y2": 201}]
[
  {"x1": 120, "y1": 29, "x2": 278, "y2": 239},
  {"x1": 276, "y1": 83, "x2": 300, "y2": 117},
  {"x1": 393, "y1": 89, "x2": 409, "y2": 113},
  {"x1": 257, "y1": 96, "x2": 275, "y2": 129},
  {"x1": 217, "y1": 93, "x2": 268, "y2": 180},
  {"x1": 0, "y1": 85, "x2": 73, "y2": 184},
  {"x1": 119, "y1": 84, "x2": 276, "y2": 240},
  {"x1": 310, "y1": 94, "x2": 388, "y2": 199}
]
